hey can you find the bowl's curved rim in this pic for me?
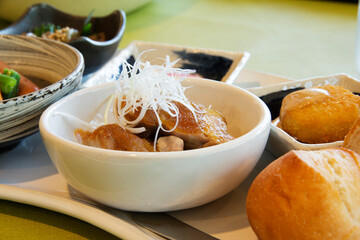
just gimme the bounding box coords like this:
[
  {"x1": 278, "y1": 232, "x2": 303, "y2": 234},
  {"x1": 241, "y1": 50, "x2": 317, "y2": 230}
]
[
  {"x1": 40, "y1": 78, "x2": 271, "y2": 160},
  {"x1": 0, "y1": 35, "x2": 84, "y2": 107},
  {"x1": 0, "y1": 3, "x2": 126, "y2": 47}
]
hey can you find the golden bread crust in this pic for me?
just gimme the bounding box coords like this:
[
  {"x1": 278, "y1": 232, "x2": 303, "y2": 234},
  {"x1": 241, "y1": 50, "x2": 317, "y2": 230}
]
[
  {"x1": 344, "y1": 117, "x2": 360, "y2": 155},
  {"x1": 246, "y1": 148, "x2": 360, "y2": 240}
]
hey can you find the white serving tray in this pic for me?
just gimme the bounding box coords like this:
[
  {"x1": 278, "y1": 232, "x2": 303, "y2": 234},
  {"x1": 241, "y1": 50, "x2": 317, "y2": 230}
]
[
  {"x1": 0, "y1": 131, "x2": 277, "y2": 239},
  {"x1": 0, "y1": 63, "x2": 294, "y2": 239},
  {"x1": 5, "y1": 42, "x2": 352, "y2": 238}
]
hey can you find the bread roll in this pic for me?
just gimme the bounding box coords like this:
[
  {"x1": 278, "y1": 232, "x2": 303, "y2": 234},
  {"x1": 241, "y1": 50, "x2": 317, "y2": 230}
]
[
  {"x1": 246, "y1": 148, "x2": 360, "y2": 240},
  {"x1": 344, "y1": 117, "x2": 360, "y2": 155},
  {"x1": 279, "y1": 85, "x2": 360, "y2": 144}
]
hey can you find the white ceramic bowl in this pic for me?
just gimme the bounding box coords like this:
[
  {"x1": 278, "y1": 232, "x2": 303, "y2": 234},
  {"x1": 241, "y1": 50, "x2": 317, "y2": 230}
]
[
  {"x1": 39, "y1": 77, "x2": 270, "y2": 212},
  {"x1": 0, "y1": 35, "x2": 84, "y2": 148}
]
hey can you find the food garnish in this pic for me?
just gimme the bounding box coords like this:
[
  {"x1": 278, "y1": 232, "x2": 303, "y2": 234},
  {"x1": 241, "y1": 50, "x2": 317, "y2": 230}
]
[
  {"x1": 81, "y1": 9, "x2": 95, "y2": 36},
  {"x1": 24, "y1": 10, "x2": 105, "y2": 42},
  {"x1": 112, "y1": 52, "x2": 198, "y2": 135}
]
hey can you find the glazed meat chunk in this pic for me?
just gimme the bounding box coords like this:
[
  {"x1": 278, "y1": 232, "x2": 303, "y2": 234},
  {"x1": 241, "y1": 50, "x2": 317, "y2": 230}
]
[
  {"x1": 124, "y1": 101, "x2": 234, "y2": 149},
  {"x1": 75, "y1": 124, "x2": 153, "y2": 152}
]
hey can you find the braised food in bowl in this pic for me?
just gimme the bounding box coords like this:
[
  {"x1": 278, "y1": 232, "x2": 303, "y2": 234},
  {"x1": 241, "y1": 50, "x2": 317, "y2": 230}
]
[{"x1": 39, "y1": 62, "x2": 270, "y2": 211}]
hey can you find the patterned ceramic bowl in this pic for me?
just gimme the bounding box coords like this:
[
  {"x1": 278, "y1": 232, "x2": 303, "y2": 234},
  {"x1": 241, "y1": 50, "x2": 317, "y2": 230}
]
[{"x1": 0, "y1": 35, "x2": 84, "y2": 149}]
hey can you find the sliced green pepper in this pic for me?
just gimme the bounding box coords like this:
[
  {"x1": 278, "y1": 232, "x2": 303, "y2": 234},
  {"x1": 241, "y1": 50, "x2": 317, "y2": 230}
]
[
  {"x1": 3, "y1": 68, "x2": 20, "y2": 81},
  {"x1": 3, "y1": 68, "x2": 20, "y2": 97},
  {"x1": 0, "y1": 74, "x2": 18, "y2": 99}
]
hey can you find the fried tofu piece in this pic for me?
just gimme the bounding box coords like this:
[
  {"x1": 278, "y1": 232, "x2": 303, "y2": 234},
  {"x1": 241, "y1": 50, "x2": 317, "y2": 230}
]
[{"x1": 279, "y1": 85, "x2": 360, "y2": 144}]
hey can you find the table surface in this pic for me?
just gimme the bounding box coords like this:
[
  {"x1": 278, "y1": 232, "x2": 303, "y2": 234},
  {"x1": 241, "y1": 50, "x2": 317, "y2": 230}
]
[{"x1": 0, "y1": 0, "x2": 358, "y2": 239}]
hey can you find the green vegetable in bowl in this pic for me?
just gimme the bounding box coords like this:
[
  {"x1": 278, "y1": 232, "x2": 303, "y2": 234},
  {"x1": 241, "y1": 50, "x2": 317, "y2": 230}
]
[
  {"x1": 82, "y1": 9, "x2": 95, "y2": 36},
  {"x1": 25, "y1": 9, "x2": 105, "y2": 43},
  {"x1": 33, "y1": 23, "x2": 61, "y2": 37},
  {"x1": 0, "y1": 68, "x2": 21, "y2": 100}
]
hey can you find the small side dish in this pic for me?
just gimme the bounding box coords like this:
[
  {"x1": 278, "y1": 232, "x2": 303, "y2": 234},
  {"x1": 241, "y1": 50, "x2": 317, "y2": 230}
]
[
  {"x1": 0, "y1": 35, "x2": 84, "y2": 148},
  {"x1": 23, "y1": 10, "x2": 106, "y2": 43},
  {"x1": 0, "y1": 3, "x2": 126, "y2": 75},
  {"x1": 75, "y1": 54, "x2": 234, "y2": 152},
  {"x1": 255, "y1": 74, "x2": 360, "y2": 157},
  {"x1": 82, "y1": 41, "x2": 250, "y2": 88}
]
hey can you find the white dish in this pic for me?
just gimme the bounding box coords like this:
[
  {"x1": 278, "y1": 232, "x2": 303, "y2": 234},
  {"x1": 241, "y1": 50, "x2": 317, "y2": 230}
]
[
  {"x1": 254, "y1": 73, "x2": 360, "y2": 157},
  {"x1": 40, "y1": 77, "x2": 270, "y2": 212},
  {"x1": 82, "y1": 40, "x2": 250, "y2": 88},
  {"x1": 0, "y1": 131, "x2": 278, "y2": 239}
]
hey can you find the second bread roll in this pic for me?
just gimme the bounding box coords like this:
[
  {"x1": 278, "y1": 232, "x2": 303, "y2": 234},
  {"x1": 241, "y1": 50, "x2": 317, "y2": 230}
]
[{"x1": 246, "y1": 148, "x2": 360, "y2": 240}]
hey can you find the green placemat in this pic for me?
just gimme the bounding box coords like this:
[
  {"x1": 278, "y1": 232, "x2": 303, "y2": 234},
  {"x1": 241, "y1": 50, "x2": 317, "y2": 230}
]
[
  {"x1": 0, "y1": 200, "x2": 120, "y2": 240},
  {"x1": 121, "y1": 0, "x2": 359, "y2": 79}
]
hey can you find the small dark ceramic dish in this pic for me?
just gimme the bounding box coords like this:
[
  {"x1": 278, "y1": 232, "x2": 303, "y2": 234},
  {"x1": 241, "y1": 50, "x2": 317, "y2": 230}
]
[{"x1": 0, "y1": 3, "x2": 126, "y2": 75}]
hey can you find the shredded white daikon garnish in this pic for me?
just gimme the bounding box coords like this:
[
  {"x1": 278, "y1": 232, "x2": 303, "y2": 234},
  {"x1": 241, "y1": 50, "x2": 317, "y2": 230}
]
[{"x1": 112, "y1": 51, "x2": 198, "y2": 135}]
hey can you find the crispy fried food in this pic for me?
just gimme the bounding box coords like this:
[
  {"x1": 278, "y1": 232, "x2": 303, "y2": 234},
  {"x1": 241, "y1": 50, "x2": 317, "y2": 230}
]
[
  {"x1": 279, "y1": 85, "x2": 360, "y2": 144},
  {"x1": 75, "y1": 124, "x2": 153, "y2": 152}
]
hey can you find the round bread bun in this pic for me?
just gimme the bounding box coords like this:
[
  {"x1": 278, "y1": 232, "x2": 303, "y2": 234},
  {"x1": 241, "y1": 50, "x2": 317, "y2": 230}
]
[
  {"x1": 344, "y1": 117, "x2": 360, "y2": 155},
  {"x1": 279, "y1": 85, "x2": 360, "y2": 144},
  {"x1": 246, "y1": 148, "x2": 360, "y2": 240}
]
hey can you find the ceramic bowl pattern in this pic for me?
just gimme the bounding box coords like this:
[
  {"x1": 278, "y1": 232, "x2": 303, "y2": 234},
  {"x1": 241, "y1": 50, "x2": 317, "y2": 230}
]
[
  {"x1": 0, "y1": 3, "x2": 126, "y2": 75},
  {"x1": 250, "y1": 73, "x2": 360, "y2": 157},
  {"x1": 0, "y1": 35, "x2": 84, "y2": 146},
  {"x1": 40, "y1": 77, "x2": 270, "y2": 212}
]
